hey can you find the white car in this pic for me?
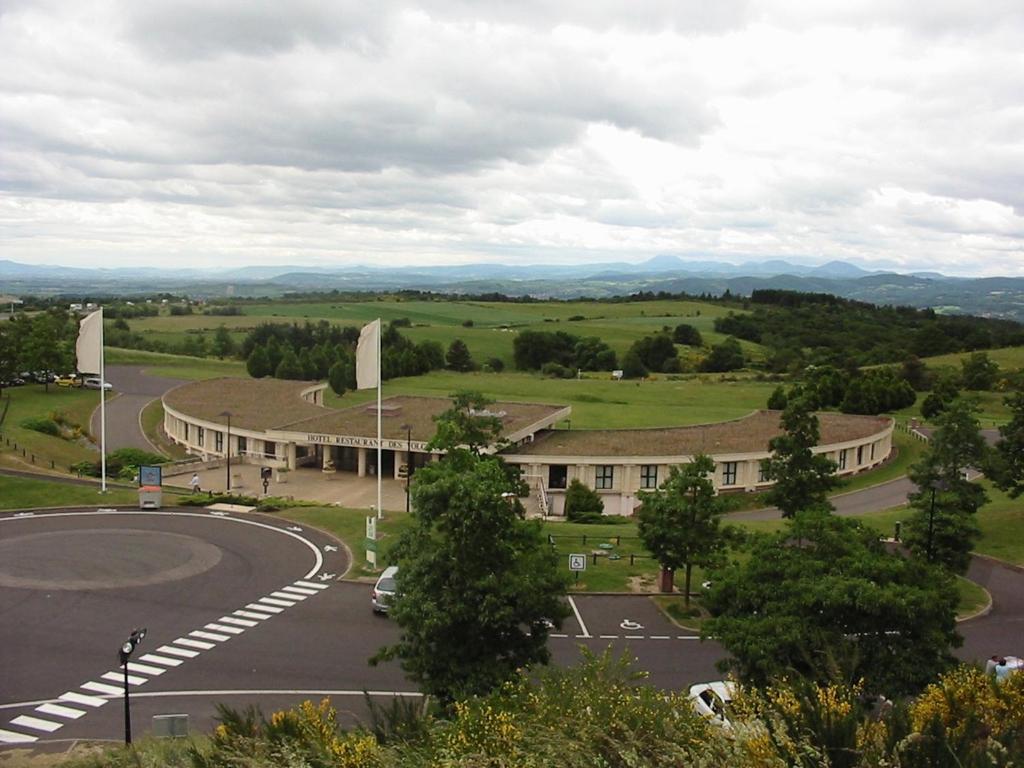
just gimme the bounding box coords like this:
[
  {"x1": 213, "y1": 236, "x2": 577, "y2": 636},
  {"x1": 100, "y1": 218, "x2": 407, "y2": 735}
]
[
  {"x1": 82, "y1": 377, "x2": 113, "y2": 391},
  {"x1": 372, "y1": 565, "x2": 398, "y2": 614},
  {"x1": 689, "y1": 681, "x2": 736, "y2": 728}
]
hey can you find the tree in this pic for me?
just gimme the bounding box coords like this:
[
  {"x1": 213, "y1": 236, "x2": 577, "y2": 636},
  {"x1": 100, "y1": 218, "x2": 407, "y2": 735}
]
[
  {"x1": 700, "y1": 337, "x2": 745, "y2": 372},
  {"x1": 900, "y1": 354, "x2": 931, "y2": 391},
  {"x1": 572, "y1": 336, "x2": 616, "y2": 371},
  {"x1": 704, "y1": 514, "x2": 960, "y2": 695},
  {"x1": 428, "y1": 391, "x2": 505, "y2": 454},
  {"x1": 767, "y1": 386, "x2": 788, "y2": 411},
  {"x1": 26, "y1": 312, "x2": 72, "y2": 386},
  {"x1": 563, "y1": 479, "x2": 604, "y2": 522},
  {"x1": 274, "y1": 348, "x2": 304, "y2": 379},
  {"x1": 445, "y1": 339, "x2": 474, "y2": 372},
  {"x1": 988, "y1": 390, "x2": 1024, "y2": 498},
  {"x1": 246, "y1": 345, "x2": 271, "y2": 378},
  {"x1": 904, "y1": 399, "x2": 988, "y2": 573},
  {"x1": 921, "y1": 374, "x2": 960, "y2": 420},
  {"x1": 372, "y1": 448, "x2": 570, "y2": 703},
  {"x1": 672, "y1": 323, "x2": 703, "y2": 346},
  {"x1": 761, "y1": 397, "x2": 839, "y2": 518},
  {"x1": 637, "y1": 455, "x2": 730, "y2": 605},
  {"x1": 621, "y1": 349, "x2": 647, "y2": 379},
  {"x1": 960, "y1": 351, "x2": 999, "y2": 391},
  {"x1": 211, "y1": 325, "x2": 235, "y2": 359},
  {"x1": 628, "y1": 334, "x2": 678, "y2": 373},
  {"x1": 327, "y1": 359, "x2": 350, "y2": 396}
]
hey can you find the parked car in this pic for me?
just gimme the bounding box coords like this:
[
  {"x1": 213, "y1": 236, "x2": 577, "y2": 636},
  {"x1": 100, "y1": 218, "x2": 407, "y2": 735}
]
[
  {"x1": 82, "y1": 377, "x2": 112, "y2": 391},
  {"x1": 55, "y1": 375, "x2": 81, "y2": 388},
  {"x1": 372, "y1": 565, "x2": 399, "y2": 614},
  {"x1": 689, "y1": 681, "x2": 736, "y2": 728}
]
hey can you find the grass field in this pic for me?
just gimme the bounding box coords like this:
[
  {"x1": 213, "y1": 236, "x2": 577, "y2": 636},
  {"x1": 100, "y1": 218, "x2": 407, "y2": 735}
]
[
  {"x1": 120, "y1": 297, "x2": 764, "y2": 370},
  {"x1": 923, "y1": 346, "x2": 1024, "y2": 371},
  {"x1": 106, "y1": 348, "x2": 247, "y2": 379},
  {"x1": 0, "y1": 385, "x2": 103, "y2": 471},
  {"x1": 0, "y1": 474, "x2": 152, "y2": 509}
]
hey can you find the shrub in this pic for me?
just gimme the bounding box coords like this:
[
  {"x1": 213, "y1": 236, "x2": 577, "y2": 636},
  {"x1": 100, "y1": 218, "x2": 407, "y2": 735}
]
[
  {"x1": 541, "y1": 362, "x2": 573, "y2": 378},
  {"x1": 20, "y1": 416, "x2": 60, "y2": 437},
  {"x1": 485, "y1": 357, "x2": 505, "y2": 373},
  {"x1": 564, "y1": 479, "x2": 604, "y2": 522}
]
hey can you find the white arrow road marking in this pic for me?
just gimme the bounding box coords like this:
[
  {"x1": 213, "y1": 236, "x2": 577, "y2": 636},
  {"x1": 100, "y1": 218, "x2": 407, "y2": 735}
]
[
  {"x1": 323, "y1": 545, "x2": 338, "y2": 552},
  {"x1": 209, "y1": 511, "x2": 229, "y2": 517},
  {"x1": 316, "y1": 573, "x2": 335, "y2": 582},
  {"x1": 287, "y1": 526, "x2": 303, "y2": 532},
  {"x1": 13, "y1": 512, "x2": 34, "y2": 518}
]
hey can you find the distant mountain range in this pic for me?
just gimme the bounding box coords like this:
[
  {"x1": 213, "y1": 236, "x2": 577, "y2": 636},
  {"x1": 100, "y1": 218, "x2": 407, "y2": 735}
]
[{"x1": 2, "y1": 256, "x2": 1023, "y2": 322}]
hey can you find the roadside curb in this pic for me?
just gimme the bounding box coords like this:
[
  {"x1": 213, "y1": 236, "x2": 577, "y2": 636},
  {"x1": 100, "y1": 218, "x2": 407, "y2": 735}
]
[
  {"x1": 956, "y1": 583, "x2": 993, "y2": 624},
  {"x1": 972, "y1": 552, "x2": 1024, "y2": 575}
]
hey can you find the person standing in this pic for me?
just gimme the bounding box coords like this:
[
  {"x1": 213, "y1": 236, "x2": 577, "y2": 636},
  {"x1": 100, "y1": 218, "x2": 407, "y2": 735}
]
[{"x1": 190, "y1": 473, "x2": 201, "y2": 493}]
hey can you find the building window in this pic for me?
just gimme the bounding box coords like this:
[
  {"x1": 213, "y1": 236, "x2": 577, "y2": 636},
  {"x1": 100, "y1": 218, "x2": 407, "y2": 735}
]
[
  {"x1": 721, "y1": 462, "x2": 738, "y2": 486},
  {"x1": 595, "y1": 465, "x2": 615, "y2": 490},
  {"x1": 856, "y1": 445, "x2": 864, "y2": 465},
  {"x1": 838, "y1": 449, "x2": 848, "y2": 470},
  {"x1": 264, "y1": 441, "x2": 277, "y2": 459},
  {"x1": 197, "y1": 426, "x2": 205, "y2": 447},
  {"x1": 238, "y1": 436, "x2": 247, "y2": 455},
  {"x1": 215, "y1": 431, "x2": 224, "y2": 452},
  {"x1": 758, "y1": 463, "x2": 770, "y2": 483},
  {"x1": 640, "y1": 464, "x2": 658, "y2": 489},
  {"x1": 548, "y1": 464, "x2": 567, "y2": 490}
]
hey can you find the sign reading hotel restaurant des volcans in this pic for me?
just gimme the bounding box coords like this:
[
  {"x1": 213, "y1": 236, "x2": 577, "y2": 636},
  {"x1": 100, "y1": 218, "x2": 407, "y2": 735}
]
[{"x1": 305, "y1": 433, "x2": 428, "y2": 451}]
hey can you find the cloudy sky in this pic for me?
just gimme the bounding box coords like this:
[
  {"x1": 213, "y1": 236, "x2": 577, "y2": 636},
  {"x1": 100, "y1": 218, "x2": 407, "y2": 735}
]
[{"x1": 1, "y1": 1, "x2": 1022, "y2": 275}]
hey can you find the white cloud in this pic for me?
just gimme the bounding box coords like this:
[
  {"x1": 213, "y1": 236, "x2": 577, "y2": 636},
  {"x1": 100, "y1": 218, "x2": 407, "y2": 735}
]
[{"x1": 0, "y1": 1, "x2": 1022, "y2": 276}]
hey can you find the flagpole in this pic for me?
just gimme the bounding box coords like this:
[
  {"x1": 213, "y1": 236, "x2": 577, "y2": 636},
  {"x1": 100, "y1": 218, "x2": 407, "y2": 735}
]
[
  {"x1": 376, "y1": 317, "x2": 382, "y2": 520},
  {"x1": 99, "y1": 308, "x2": 107, "y2": 493}
]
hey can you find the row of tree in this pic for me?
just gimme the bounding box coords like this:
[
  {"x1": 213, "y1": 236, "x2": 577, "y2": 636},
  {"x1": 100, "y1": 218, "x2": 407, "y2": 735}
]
[{"x1": 0, "y1": 309, "x2": 78, "y2": 391}]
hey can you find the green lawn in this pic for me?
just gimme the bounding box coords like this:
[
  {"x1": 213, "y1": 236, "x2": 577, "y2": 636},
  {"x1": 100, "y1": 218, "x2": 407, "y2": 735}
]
[
  {"x1": 140, "y1": 399, "x2": 190, "y2": 459},
  {"x1": 326, "y1": 369, "x2": 779, "y2": 429},
  {"x1": 0, "y1": 474, "x2": 152, "y2": 509},
  {"x1": 923, "y1": 346, "x2": 1024, "y2": 371},
  {"x1": 0, "y1": 385, "x2": 103, "y2": 471},
  {"x1": 106, "y1": 348, "x2": 247, "y2": 379}
]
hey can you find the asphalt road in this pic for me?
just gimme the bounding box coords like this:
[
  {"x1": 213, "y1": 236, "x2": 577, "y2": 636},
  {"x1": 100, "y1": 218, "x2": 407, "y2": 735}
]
[
  {"x1": 88, "y1": 366, "x2": 186, "y2": 453},
  {"x1": 0, "y1": 506, "x2": 1020, "y2": 748}
]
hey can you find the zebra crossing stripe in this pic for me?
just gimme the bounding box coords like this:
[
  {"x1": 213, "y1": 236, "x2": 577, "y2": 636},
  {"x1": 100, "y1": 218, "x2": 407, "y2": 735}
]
[
  {"x1": 271, "y1": 590, "x2": 306, "y2": 601},
  {"x1": 59, "y1": 692, "x2": 107, "y2": 708},
  {"x1": 157, "y1": 645, "x2": 199, "y2": 658},
  {"x1": 258, "y1": 597, "x2": 295, "y2": 608},
  {"x1": 0, "y1": 728, "x2": 37, "y2": 744},
  {"x1": 219, "y1": 616, "x2": 257, "y2": 627},
  {"x1": 190, "y1": 630, "x2": 230, "y2": 642},
  {"x1": 139, "y1": 653, "x2": 183, "y2": 667},
  {"x1": 125, "y1": 661, "x2": 165, "y2": 675},
  {"x1": 36, "y1": 703, "x2": 86, "y2": 720},
  {"x1": 247, "y1": 602, "x2": 283, "y2": 614},
  {"x1": 281, "y1": 585, "x2": 318, "y2": 596},
  {"x1": 101, "y1": 672, "x2": 146, "y2": 685},
  {"x1": 81, "y1": 681, "x2": 123, "y2": 695},
  {"x1": 206, "y1": 622, "x2": 244, "y2": 634},
  {"x1": 11, "y1": 715, "x2": 62, "y2": 733},
  {"x1": 235, "y1": 610, "x2": 272, "y2": 620},
  {"x1": 294, "y1": 580, "x2": 328, "y2": 590},
  {"x1": 174, "y1": 637, "x2": 215, "y2": 650}
]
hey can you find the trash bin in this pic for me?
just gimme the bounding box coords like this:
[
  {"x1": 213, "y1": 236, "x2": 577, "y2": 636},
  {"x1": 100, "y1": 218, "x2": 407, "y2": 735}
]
[{"x1": 138, "y1": 485, "x2": 162, "y2": 510}]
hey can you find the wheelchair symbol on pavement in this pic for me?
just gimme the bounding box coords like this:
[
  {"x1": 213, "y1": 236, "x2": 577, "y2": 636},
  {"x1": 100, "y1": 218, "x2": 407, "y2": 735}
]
[{"x1": 620, "y1": 619, "x2": 644, "y2": 631}]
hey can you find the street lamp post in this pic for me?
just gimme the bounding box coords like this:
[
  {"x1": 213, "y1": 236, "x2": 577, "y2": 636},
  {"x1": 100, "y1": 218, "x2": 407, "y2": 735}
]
[
  {"x1": 118, "y1": 627, "x2": 146, "y2": 745},
  {"x1": 219, "y1": 410, "x2": 232, "y2": 492},
  {"x1": 400, "y1": 423, "x2": 412, "y2": 514}
]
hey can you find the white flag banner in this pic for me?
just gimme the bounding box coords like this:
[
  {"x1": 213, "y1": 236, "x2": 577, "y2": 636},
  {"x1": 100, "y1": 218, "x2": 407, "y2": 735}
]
[
  {"x1": 356, "y1": 319, "x2": 380, "y2": 390},
  {"x1": 76, "y1": 309, "x2": 103, "y2": 374}
]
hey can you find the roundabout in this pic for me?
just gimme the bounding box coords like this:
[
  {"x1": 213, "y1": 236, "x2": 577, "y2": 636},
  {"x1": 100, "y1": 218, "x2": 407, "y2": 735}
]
[{"x1": 0, "y1": 507, "x2": 354, "y2": 746}]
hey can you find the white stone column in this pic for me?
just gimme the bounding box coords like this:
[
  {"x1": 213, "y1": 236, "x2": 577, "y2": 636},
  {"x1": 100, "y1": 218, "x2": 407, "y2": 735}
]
[
  {"x1": 322, "y1": 445, "x2": 336, "y2": 473},
  {"x1": 357, "y1": 447, "x2": 367, "y2": 477},
  {"x1": 287, "y1": 442, "x2": 298, "y2": 470}
]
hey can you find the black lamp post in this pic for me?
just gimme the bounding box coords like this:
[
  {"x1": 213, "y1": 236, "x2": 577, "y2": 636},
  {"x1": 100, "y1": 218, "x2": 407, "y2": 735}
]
[
  {"x1": 219, "y1": 410, "x2": 232, "y2": 492},
  {"x1": 118, "y1": 627, "x2": 146, "y2": 745},
  {"x1": 400, "y1": 423, "x2": 412, "y2": 514}
]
